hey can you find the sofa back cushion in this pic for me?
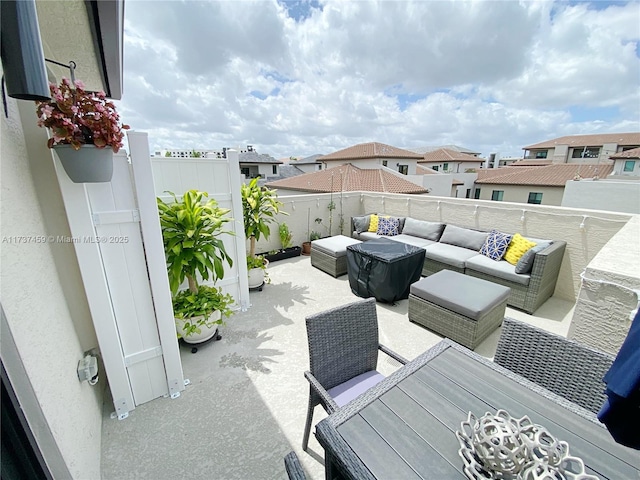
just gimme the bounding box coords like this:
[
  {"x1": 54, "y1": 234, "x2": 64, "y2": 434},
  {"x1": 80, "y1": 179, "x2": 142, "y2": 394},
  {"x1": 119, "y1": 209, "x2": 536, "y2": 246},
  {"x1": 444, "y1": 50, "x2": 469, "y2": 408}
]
[
  {"x1": 515, "y1": 241, "x2": 552, "y2": 274},
  {"x1": 402, "y1": 218, "x2": 445, "y2": 241},
  {"x1": 439, "y1": 225, "x2": 488, "y2": 251},
  {"x1": 352, "y1": 215, "x2": 371, "y2": 234}
]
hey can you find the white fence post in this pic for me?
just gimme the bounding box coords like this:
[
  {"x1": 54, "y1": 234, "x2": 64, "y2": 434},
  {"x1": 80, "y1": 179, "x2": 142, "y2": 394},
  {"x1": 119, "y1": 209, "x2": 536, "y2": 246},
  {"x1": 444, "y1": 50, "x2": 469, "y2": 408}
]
[
  {"x1": 227, "y1": 149, "x2": 250, "y2": 310},
  {"x1": 127, "y1": 131, "x2": 185, "y2": 398}
]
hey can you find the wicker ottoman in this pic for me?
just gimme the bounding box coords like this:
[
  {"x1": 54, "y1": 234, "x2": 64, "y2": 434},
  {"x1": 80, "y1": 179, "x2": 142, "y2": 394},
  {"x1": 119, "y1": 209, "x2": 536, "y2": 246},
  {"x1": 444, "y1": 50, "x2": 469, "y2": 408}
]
[
  {"x1": 311, "y1": 235, "x2": 362, "y2": 277},
  {"x1": 408, "y1": 270, "x2": 510, "y2": 349}
]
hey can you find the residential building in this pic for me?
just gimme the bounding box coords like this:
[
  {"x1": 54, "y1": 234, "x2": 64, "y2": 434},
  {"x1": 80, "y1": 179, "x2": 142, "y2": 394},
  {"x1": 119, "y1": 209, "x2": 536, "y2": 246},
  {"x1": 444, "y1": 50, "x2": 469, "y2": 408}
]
[
  {"x1": 407, "y1": 144, "x2": 481, "y2": 157},
  {"x1": 522, "y1": 132, "x2": 640, "y2": 163},
  {"x1": 319, "y1": 142, "x2": 424, "y2": 175},
  {"x1": 474, "y1": 164, "x2": 614, "y2": 206},
  {"x1": 609, "y1": 147, "x2": 640, "y2": 177},
  {"x1": 418, "y1": 148, "x2": 484, "y2": 173},
  {"x1": 288, "y1": 154, "x2": 324, "y2": 173},
  {"x1": 484, "y1": 153, "x2": 520, "y2": 169},
  {"x1": 265, "y1": 163, "x2": 429, "y2": 195},
  {"x1": 238, "y1": 149, "x2": 282, "y2": 180}
]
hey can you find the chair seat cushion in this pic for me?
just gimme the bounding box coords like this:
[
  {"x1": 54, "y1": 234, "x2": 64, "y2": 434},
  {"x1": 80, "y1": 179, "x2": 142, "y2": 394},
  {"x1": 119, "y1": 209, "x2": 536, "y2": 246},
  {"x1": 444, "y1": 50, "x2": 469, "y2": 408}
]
[{"x1": 327, "y1": 370, "x2": 385, "y2": 407}]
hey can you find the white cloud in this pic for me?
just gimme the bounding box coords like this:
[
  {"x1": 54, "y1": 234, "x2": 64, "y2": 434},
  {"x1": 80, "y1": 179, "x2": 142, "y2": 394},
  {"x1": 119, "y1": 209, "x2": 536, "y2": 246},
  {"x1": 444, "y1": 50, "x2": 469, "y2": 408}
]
[{"x1": 117, "y1": 0, "x2": 640, "y2": 158}]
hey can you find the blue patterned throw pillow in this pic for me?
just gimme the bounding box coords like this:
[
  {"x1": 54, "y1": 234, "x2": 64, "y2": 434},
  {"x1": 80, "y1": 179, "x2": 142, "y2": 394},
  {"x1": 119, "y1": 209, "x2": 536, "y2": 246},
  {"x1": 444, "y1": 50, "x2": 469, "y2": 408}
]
[
  {"x1": 376, "y1": 216, "x2": 400, "y2": 236},
  {"x1": 479, "y1": 229, "x2": 513, "y2": 261}
]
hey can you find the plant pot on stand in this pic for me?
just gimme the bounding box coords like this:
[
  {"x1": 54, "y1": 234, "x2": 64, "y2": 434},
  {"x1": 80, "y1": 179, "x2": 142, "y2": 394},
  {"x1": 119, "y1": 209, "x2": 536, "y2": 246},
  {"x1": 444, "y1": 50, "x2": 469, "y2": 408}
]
[
  {"x1": 175, "y1": 311, "x2": 222, "y2": 344},
  {"x1": 248, "y1": 258, "x2": 269, "y2": 291},
  {"x1": 54, "y1": 144, "x2": 114, "y2": 183}
]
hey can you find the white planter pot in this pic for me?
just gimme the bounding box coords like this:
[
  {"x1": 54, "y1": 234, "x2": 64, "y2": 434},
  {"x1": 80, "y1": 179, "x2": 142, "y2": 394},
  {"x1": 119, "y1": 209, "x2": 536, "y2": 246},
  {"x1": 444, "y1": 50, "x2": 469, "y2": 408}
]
[
  {"x1": 175, "y1": 310, "x2": 222, "y2": 344},
  {"x1": 248, "y1": 267, "x2": 265, "y2": 289},
  {"x1": 53, "y1": 144, "x2": 114, "y2": 183}
]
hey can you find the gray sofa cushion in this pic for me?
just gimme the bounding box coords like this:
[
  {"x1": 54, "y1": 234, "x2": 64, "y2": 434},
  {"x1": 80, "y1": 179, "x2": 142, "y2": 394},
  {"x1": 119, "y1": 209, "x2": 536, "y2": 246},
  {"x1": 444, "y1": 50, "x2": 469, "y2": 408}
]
[
  {"x1": 410, "y1": 270, "x2": 511, "y2": 321},
  {"x1": 312, "y1": 235, "x2": 362, "y2": 257},
  {"x1": 352, "y1": 215, "x2": 370, "y2": 234},
  {"x1": 355, "y1": 231, "x2": 381, "y2": 241},
  {"x1": 401, "y1": 218, "x2": 445, "y2": 241},
  {"x1": 439, "y1": 225, "x2": 488, "y2": 251},
  {"x1": 515, "y1": 241, "x2": 552, "y2": 274},
  {"x1": 423, "y1": 243, "x2": 479, "y2": 269},
  {"x1": 387, "y1": 234, "x2": 436, "y2": 249},
  {"x1": 465, "y1": 254, "x2": 531, "y2": 286}
]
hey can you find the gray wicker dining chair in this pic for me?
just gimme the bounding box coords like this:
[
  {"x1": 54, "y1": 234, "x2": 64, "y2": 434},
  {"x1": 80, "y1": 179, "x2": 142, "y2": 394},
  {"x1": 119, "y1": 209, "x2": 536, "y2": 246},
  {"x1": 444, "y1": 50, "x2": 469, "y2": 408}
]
[
  {"x1": 302, "y1": 297, "x2": 408, "y2": 451},
  {"x1": 284, "y1": 451, "x2": 307, "y2": 480},
  {"x1": 494, "y1": 317, "x2": 615, "y2": 414}
]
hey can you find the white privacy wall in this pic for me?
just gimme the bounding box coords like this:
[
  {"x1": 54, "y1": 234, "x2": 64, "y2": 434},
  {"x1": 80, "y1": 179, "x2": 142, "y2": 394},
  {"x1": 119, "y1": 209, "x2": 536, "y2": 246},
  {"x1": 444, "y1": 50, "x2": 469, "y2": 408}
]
[{"x1": 151, "y1": 150, "x2": 250, "y2": 310}]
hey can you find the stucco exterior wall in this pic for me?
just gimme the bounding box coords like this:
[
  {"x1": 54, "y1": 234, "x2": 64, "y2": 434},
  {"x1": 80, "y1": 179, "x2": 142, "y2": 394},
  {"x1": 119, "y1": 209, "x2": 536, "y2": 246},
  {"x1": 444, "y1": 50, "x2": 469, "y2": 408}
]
[
  {"x1": 1, "y1": 96, "x2": 102, "y2": 478},
  {"x1": 324, "y1": 157, "x2": 419, "y2": 175},
  {"x1": 562, "y1": 179, "x2": 640, "y2": 214},
  {"x1": 477, "y1": 184, "x2": 564, "y2": 206},
  {"x1": 568, "y1": 215, "x2": 640, "y2": 355}
]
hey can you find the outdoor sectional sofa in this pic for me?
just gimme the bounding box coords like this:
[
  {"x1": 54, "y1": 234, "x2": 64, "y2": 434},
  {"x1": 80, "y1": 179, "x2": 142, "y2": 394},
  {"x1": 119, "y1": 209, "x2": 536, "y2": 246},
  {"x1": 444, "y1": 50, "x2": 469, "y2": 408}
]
[{"x1": 350, "y1": 214, "x2": 566, "y2": 314}]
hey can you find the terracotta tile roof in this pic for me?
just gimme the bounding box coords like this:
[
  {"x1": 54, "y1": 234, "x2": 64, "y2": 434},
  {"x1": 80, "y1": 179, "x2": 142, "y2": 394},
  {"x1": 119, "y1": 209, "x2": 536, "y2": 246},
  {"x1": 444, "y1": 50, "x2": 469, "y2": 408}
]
[
  {"x1": 610, "y1": 147, "x2": 640, "y2": 159},
  {"x1": 475, "y1": 164, "x2": 614, "y2": 186},
  {"x1": 265, "y1": 164, "x2": 429, "y2": 194},
  {"x1": 319, "y1": 142, "x2": 423, "y2": 161},
  {"x1": 523, "y1": 132, "x2": 640, "y2": 150},
  {"x1": 407, "y1": 145, "x2": 481, "y2": 156},
  {"x1": 416, "y1": 165, "x2": 440, "y2": 175},
  {"x1": 419, "y1": 148, "x2": 483, "y2": 163},
  {"x1": 510, "y1": 159, "x2": 553, "y2": 167}
]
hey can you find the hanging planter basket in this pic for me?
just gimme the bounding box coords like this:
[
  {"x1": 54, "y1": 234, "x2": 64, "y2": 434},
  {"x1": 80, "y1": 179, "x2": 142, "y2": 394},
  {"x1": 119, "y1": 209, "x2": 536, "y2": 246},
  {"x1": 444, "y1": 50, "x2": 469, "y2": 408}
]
[{"x1": 54, "y1": 144, "x2": 114, "y2": 183}]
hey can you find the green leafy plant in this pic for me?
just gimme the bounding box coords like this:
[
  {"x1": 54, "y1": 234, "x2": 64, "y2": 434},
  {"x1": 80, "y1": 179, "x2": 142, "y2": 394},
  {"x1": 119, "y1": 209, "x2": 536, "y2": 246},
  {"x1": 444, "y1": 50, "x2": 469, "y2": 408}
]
[
  {"x1": 172, "y1": 285, "x2": 234, "y2": 337},
  {"x1": 241, "y1": 178, "x2": 286, "y2": 257},
  {"x1": 158, "y1": 190, "x2": 234, "y2": 295},
  {"x1": 157, "y1": 190, "x2": 235, "y2": 336},
  {"x1": 279, "y1": 223, "x2": 293, "y2": 249},
  {"x1": 310, "y1": 231, "x2": 321, "y2": 241},
  {"x1": 36, "y1": 78, "x2": 129, "y2": 152}
]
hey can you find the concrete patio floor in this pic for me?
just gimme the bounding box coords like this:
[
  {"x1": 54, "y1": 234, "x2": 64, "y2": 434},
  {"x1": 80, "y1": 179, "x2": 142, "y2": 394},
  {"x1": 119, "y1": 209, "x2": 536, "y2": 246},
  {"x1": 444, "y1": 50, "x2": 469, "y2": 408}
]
[{"x1": 100, "y1": 255, "x2": 575, "y2": 480}]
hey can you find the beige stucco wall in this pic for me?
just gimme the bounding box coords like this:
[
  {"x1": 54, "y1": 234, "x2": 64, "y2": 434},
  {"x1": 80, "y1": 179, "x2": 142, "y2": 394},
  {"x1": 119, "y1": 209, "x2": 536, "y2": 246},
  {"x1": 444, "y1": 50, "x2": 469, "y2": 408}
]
[
  {"x1": 1, "y1": 92, "x2": 102, "y2": 477},
  {"x1": 477, "y1": 184, "x2": 565, "y2": 206},
  {"x1": 324, "y1": 157, "x2": 420, "y2": 175},
  {"x1": 568, "y1": 215, "x2": 640, "y2": 355}
]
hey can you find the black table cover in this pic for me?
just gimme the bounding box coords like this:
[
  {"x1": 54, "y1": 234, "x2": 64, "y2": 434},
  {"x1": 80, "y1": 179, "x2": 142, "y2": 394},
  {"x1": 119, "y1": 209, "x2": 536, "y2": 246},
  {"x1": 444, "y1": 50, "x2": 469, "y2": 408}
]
[{"x1": 347, "y1": 238, "x2": 425, "y2": 303}]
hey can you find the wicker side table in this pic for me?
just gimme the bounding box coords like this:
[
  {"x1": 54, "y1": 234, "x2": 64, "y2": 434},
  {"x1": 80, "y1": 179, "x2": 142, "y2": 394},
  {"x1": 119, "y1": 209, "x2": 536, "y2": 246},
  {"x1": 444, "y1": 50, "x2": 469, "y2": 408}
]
[
  {"x1": 310, "y1": 235, "x2": 362, "y2": 277},
  {"x1": 408, "y1": 270, "x2": 510, "y2": 349}
]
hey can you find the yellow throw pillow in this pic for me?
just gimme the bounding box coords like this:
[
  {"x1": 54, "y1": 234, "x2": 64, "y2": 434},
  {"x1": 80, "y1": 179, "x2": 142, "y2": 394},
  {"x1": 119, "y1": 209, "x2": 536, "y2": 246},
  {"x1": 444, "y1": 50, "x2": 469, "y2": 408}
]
[
  {"x1": 504, "y1": 233, "x2": 537, "y2": 265},
  {"x1": 368, "y1": 214, "x2": 379, "y2": 232}
]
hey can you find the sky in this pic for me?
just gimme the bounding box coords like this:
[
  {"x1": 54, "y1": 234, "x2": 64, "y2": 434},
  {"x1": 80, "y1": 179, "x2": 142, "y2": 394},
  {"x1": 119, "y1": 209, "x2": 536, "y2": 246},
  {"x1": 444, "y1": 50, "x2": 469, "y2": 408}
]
[{"x1": 117, "y1": 0, "x2": 640, "y2": 159}]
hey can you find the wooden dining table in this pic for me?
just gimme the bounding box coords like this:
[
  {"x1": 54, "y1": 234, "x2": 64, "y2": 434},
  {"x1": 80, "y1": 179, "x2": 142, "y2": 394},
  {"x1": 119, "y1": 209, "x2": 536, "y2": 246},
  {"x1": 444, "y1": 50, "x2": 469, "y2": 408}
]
[{"x1": 315, "y1": 339, "x2": 640, "y2": 480}]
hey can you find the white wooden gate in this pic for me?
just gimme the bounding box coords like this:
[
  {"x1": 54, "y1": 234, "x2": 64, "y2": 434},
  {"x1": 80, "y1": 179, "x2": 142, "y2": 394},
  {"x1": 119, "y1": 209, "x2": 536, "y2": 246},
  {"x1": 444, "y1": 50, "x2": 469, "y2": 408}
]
[
  {"x1": 151, "y1": 149, "x2": 250, "y2": 310},
  {"x1": 54, "y1": 131, "x2": 184, "y2": 419}
]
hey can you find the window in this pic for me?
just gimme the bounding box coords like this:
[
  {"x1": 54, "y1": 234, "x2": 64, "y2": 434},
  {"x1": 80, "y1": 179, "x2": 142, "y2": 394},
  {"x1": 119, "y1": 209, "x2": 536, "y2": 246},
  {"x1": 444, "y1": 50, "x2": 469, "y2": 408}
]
[
  {"x1": 466, "y1": 188, "x2": 471, "y2": 199},
  {"x1": 443, "y1": 162, "x2": 449, "y2": 171},
  {"x1": 491, "y1": 190, "x2": 504, "y2": 201},
  {"x1": 535, "y1": 151, "x2": 548, "y2": 159},
  {"x1": 527, "y1": 192, "x2": 543, "y2": 204},
  {"x1": 382, "y1": 160, "x2": 388, "y2": 167},
  {"x1": 623, "y1": 161, "x2": 635, "y2": 172},
  {"x1": 272, "y1": 165, "x2": 278, "y2": 175},
  {"x1": 474, "y1": 188, "x2": 481, "y2": 199},
  {"x1": 432, "y1": 165, "x2": 439, "y2": 171},
  {"x1": 240, "y1": 167, "x2": 250, "y2": 177},
  {"x1": 398, "y1": 165, "x2": 408, "y2": 175},
  {"x1": 572, "y1": 147, "x2": 600, "y2": 159}
]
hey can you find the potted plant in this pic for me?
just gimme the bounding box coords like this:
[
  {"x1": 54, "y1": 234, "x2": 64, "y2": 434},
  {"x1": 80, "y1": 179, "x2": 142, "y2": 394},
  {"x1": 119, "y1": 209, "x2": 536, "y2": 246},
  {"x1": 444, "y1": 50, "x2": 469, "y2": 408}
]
[
  {"x1": 36, "y1": 78, "x2": 130, "y2": 183},
  {"x1": 157, "y1": 190, "x2": 235, "y2": 344},
  {"x1": 262, "y1": 223, "x2": 302, "y2": 262},
  {"x1": 241, "y1": 178, "x2": 285, "y2": 288}
]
